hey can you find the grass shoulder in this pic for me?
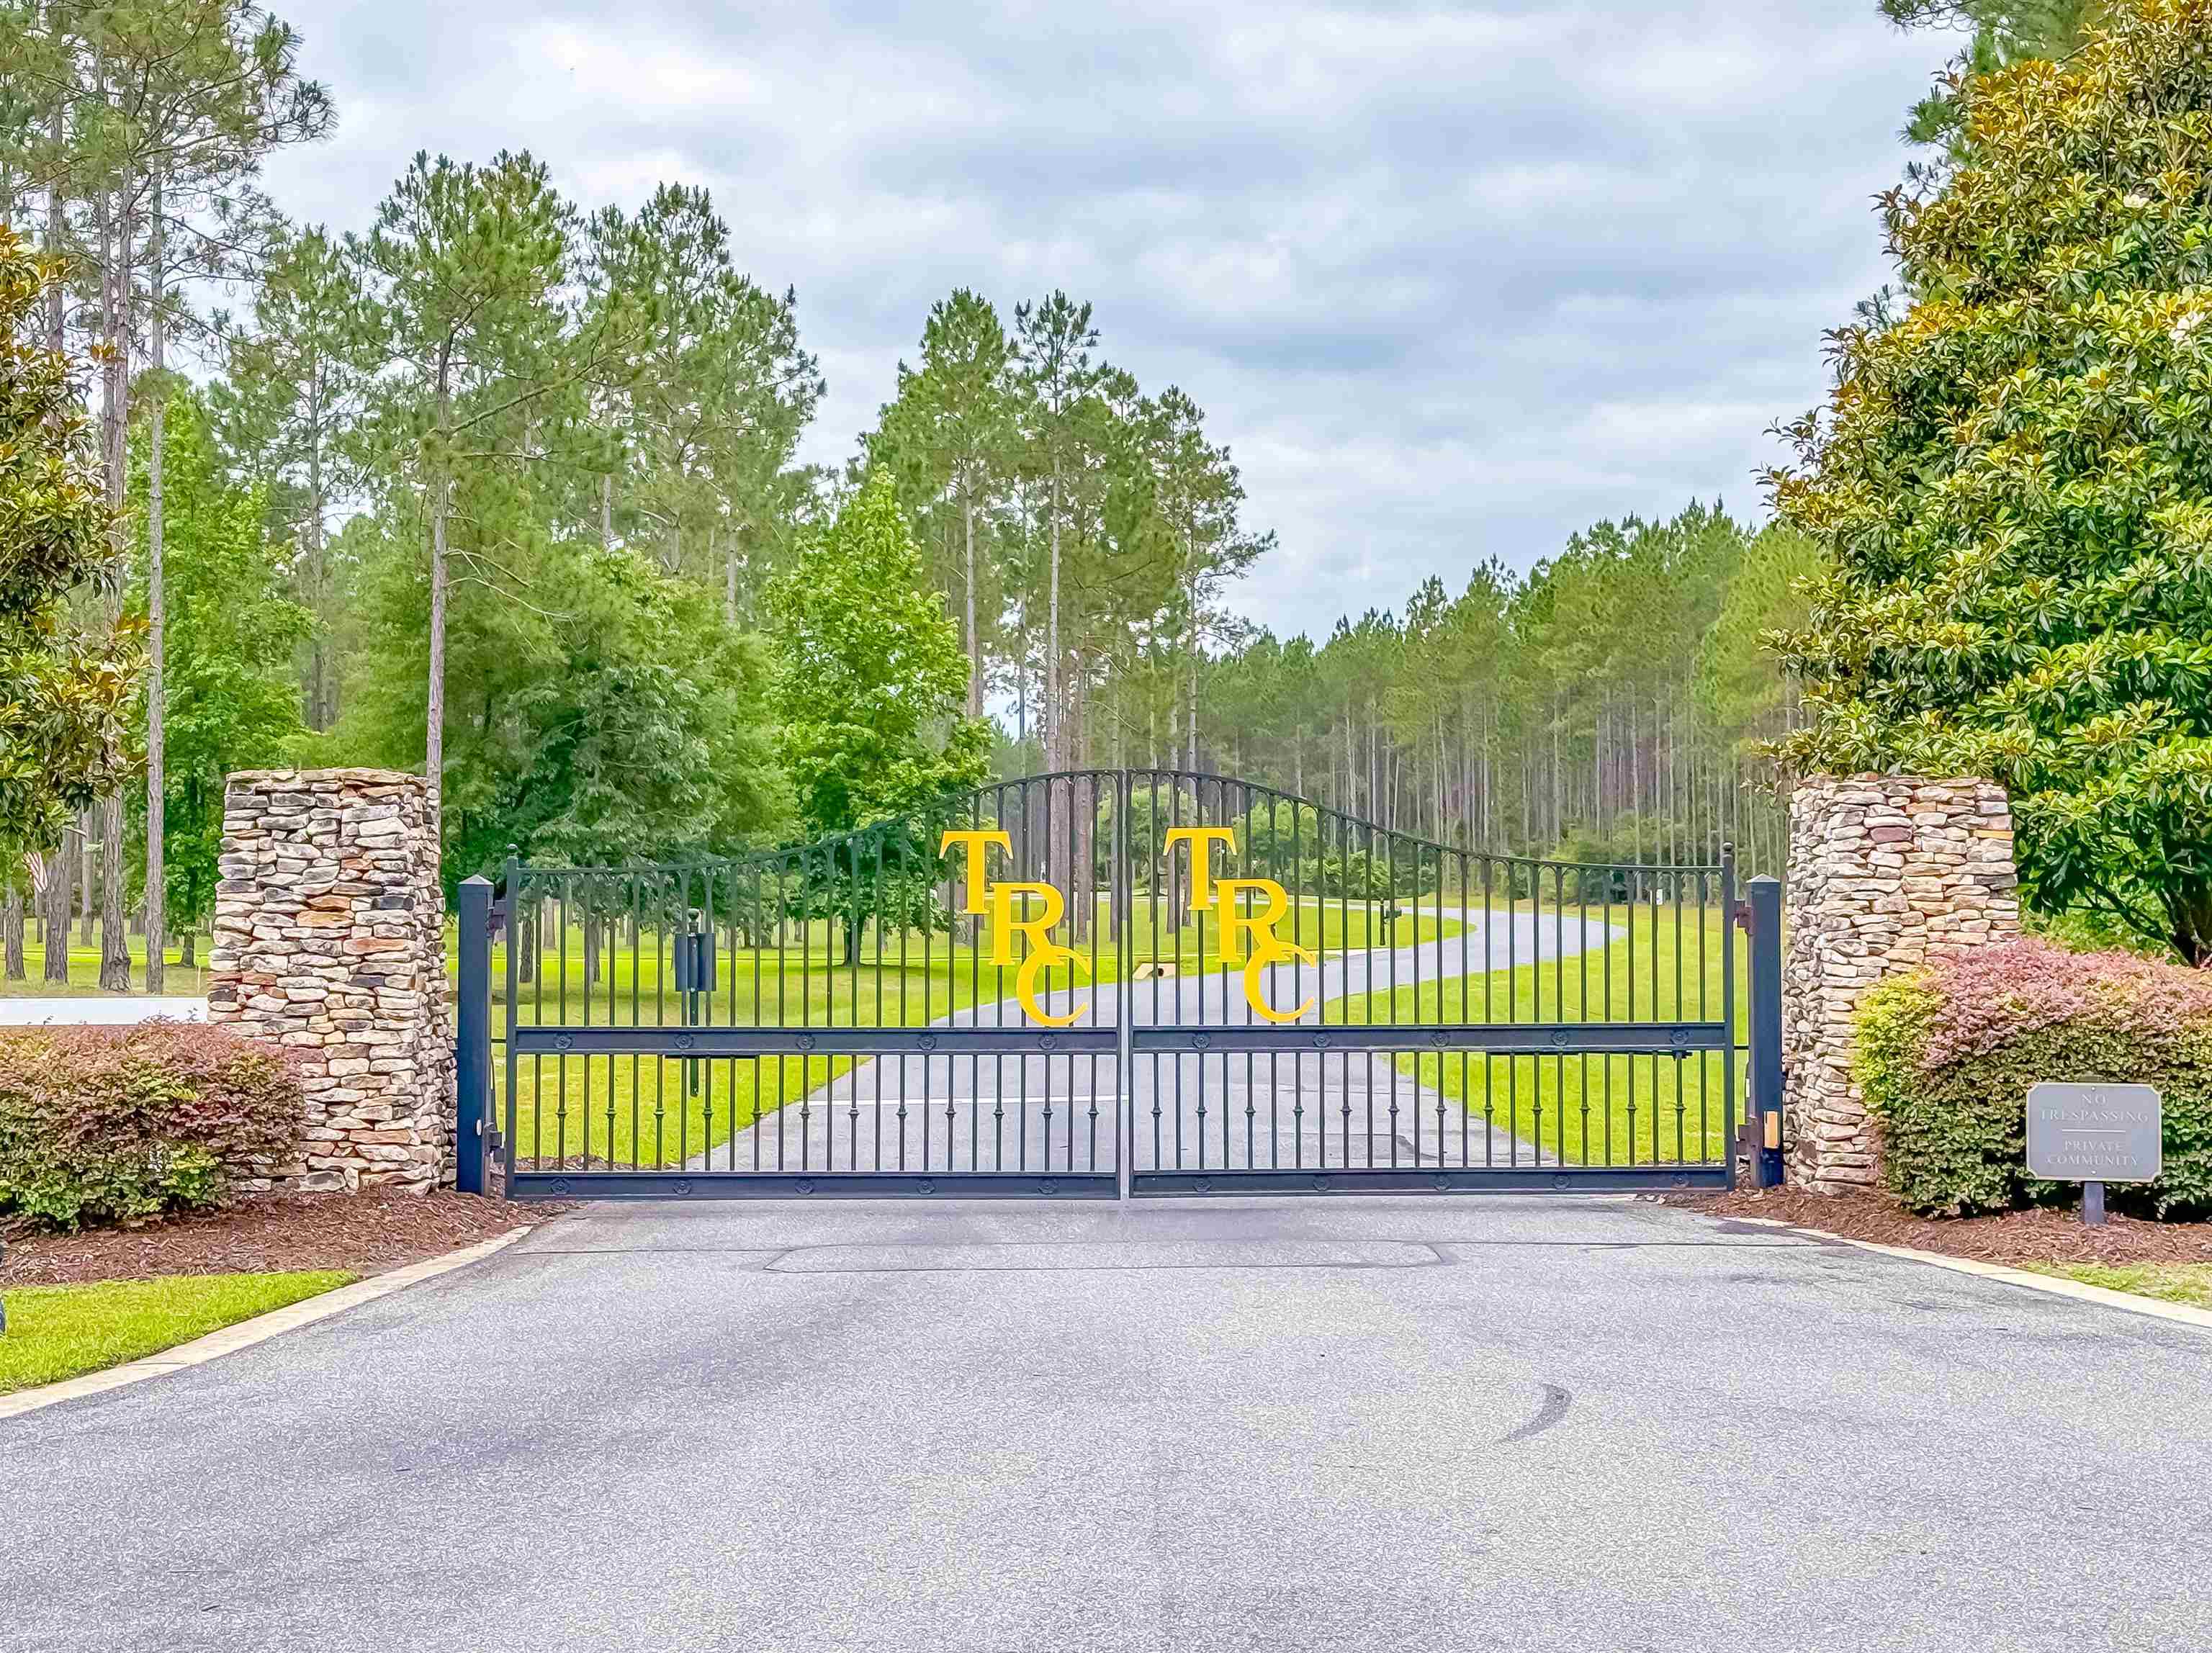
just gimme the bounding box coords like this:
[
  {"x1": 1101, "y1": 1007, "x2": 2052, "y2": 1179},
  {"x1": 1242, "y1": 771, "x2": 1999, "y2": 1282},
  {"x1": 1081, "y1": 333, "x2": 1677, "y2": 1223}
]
[
  {"x1": 2021, "y1": 1262, "x2": 2212, "y2": 1309},
  {"x1": 0, "y1": 1270, "x2": 354, "y2": 1395}
]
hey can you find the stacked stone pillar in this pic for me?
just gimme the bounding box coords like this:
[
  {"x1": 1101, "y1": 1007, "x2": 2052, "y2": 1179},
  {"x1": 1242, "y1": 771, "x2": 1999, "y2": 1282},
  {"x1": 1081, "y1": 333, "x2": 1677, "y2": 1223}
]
[
  {"x1": 209, "y1": 769, "x2": 454, "y2": 1192},
  {"x1": 1781, "y1": 775, "x2": 2021, "y2": 1192}
]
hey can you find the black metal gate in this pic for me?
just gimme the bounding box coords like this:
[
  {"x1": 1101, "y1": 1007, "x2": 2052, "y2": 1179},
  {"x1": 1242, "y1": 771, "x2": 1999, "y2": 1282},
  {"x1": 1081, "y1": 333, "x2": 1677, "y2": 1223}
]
[{"x1": 457, "y1": 770, "x2": 1766, "y2": 1202}]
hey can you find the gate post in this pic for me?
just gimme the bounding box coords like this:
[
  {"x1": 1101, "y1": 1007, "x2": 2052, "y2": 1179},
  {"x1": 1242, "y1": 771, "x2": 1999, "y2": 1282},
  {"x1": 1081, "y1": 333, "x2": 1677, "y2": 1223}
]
[
  {"x1": 455, "y1": 874, "x2": 493, "y2": 1196},
  {"x1": 1745, "y1": 875, "x2": 1785, "y2": 1189}
]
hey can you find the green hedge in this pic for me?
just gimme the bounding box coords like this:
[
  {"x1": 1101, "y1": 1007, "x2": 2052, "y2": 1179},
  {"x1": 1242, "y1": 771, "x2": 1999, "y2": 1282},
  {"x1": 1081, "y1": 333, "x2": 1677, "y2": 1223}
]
[
  {"x1": 1856, "y1": 938, "x2": 2212, "y2": 1217},
  {"x1": 0, "y1": 1022, "x2": 303, "y2": 1229}
]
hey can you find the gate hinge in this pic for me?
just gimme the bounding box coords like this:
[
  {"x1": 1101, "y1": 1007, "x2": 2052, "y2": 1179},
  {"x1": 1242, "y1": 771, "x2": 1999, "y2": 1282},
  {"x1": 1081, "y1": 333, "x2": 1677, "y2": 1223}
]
[{"x1": 1732, "y1": 899, "x2": 1754, "y2": 932}]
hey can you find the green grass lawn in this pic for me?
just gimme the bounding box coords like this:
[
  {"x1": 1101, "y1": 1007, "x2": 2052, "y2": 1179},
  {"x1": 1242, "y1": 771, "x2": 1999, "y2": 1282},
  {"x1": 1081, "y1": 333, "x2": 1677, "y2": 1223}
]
[
  {"x1": 0, "y1": 932, "x2": 212, "y2": 998},
  {"x1": 494, "y1": 897, "x2": 1465, "y2": 1167},
  {"x1": 0, "y1": 1271, "x2": 355, "y2": 1395},
  {"x1": 1329, "y1": 906, "x2": 1748, "y2": 1167},
  {"x1": 2024, "y1": 1262, "x2": 2212, "y2": 1309}
]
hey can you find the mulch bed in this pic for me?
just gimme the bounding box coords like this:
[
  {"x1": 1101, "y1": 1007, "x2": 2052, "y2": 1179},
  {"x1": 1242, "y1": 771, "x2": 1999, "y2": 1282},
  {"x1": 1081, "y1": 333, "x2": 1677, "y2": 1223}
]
[
  {"x1": 1662, "y1": 1186, "x2": 2212, "y2": 1267},
  {"x1": 1, "y1": 1190, "x2": 565, "y2": 1288}
]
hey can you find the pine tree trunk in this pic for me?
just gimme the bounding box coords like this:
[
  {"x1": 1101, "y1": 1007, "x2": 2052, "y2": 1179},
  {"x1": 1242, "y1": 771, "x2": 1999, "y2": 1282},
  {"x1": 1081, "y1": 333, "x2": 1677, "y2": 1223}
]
[
  {"x1": 963, "y1": 492, "x2": 981, "y2": 717},
  {"x1": 145, "y1": 176, "x2": 167, "y2": 994},
  {"x1": 94, "y1": 184, "x2": 131, "y2": 993},
  {"x1": 44, "y1": 78, "x2": 63, "y2": 352},
  {"x1": 1047, "y1": 463, "x2": 1061, "y2": 769},
  {"x1": 98, "y1": 793, "x2": 127, "y2": 990},
  {"x1": 304, "y1": 370, "x2": 333, "y2": 729},
  {"x1": 427, "y1": 365, "x2": 453, "y2": 812}
]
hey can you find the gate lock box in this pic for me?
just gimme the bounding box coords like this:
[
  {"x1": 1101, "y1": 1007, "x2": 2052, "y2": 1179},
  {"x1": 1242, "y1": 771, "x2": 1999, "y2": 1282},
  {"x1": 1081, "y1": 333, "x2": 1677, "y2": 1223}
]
[{"x1": 674, "y1": 931, "x2": 716, "y2": 994}]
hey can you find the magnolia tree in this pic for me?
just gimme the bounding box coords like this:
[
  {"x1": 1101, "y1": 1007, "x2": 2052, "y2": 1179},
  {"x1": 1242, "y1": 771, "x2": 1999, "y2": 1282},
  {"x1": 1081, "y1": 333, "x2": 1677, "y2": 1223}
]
[
  {"x1": 0, "y1": 230, "x2": 137, "y2": 915},
  {"x1": 1773, "y1": 0, "x2": 2212, "y2": 963}
]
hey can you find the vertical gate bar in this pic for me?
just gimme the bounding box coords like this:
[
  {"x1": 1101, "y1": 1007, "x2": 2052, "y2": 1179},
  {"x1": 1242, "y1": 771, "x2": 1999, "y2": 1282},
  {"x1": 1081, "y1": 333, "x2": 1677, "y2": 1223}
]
[
  {"x1": 1577, "y1": 857, "x2": 1591, "y2": 1165},
  {"x1": 1698, "y1": 867, "x2": 1712, "y2": 1164},
  {"x1": 1172, "y1": 775, "x2": 1186, "y2": 1171},
  {"x1": 651, "y1": 875, "x2": 667, "y2": 1173},
  {"x1": 1283, "y1": 785, "x2": 1298, "y2": 1171},
  {"x1": 1384, "y1": 830, "x2": 1398, "y2": 1168},
  {"x1": 1019, "y1": 780, "x2": 1030, "y2": 1163},
  {"x1": 1457, "y1": 852, "x2": 1470, "y2": 1168},
  {"x1": 1480, "y1": 855, "x2": 1494, "y2": 1166},
  {"x1": 1506, "y1": 855, "x2": 1518, "y2": 1167},
  {"x1": 1627, "y1": 856, "x2": 1640, "y2": 1165},
  {"x1": 1117, "y1": 770, "x2": 1134, "y2": 1199},
  {"x1": 606, "y1": 874, "x2": 619, "y2": 1167},
  {"x1": 1669, "y1": 870, "x2": 1685, "y2": 1163},
  {"x1": 580, "y1": 876, "x2": 595, "y2": 1171},
  {"x1": 624, "y1": 874, "x2": 638, "y2": 1171},
  {"x1": 990, "y1": 780, "x2": 1004, "y2": 1170},
  {"x1": 675, "y1": 868, "x2": 691, "y2": 1169},
  {"x1": 554, "y1": 877, "x2": 570, "y2": 1171}
]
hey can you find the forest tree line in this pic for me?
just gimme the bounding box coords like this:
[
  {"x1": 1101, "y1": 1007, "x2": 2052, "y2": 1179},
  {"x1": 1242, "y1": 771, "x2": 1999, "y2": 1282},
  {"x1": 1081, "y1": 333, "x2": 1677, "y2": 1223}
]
[{"x1": 6, "y1": 0, "x2": 2149, "y2": 992}]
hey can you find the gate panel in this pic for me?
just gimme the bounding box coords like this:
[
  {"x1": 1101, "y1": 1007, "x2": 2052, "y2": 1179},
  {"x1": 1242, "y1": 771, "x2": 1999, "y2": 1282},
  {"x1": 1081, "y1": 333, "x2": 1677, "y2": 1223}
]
[
  {"x1": 1116, "y1": 770, "x2": 1735, "y2": 1194},
  {"x1": 498, "y1": 771, "x2": 1127, "y2": 1199}
]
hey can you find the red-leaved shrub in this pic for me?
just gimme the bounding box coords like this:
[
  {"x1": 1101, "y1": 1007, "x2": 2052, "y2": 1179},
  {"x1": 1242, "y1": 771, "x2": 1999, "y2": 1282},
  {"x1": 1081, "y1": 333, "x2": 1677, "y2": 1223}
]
[
  {"x1": 1857, "y1": 938, "x2": 2212, "y2": 1217},
  {"x1": 0, "y1": 1021, "x2": 303, "y2": 1229}
]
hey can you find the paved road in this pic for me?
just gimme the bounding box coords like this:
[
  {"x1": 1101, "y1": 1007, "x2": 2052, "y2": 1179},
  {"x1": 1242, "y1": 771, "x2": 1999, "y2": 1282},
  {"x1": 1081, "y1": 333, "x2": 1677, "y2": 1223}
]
[
  {"x1": 699, "y1": 907, "x2": 1622, "y2": 1176},
  {"x1": 7, "y1": 1194, "x2": 2209, "y2": 1652}
]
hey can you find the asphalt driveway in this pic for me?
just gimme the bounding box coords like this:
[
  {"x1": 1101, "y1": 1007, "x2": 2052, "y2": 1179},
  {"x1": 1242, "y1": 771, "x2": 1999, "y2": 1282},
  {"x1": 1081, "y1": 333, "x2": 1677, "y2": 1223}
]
[{"x1": 6, "y1": 1194, "x2": 2208, "y2": 1652}]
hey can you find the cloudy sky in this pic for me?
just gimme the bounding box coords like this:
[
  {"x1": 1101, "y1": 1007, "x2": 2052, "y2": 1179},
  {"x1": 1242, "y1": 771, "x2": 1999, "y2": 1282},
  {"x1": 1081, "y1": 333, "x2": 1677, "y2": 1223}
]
[{"x1": 258, "y1": 1, "x2": 1953, "y2": 639}]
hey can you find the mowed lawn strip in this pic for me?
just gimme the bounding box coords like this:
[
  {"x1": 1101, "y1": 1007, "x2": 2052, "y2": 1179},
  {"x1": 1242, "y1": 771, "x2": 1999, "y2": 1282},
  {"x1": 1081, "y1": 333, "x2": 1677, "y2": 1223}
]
[
  {"x1": 0, "y1": 932, "x2": 212, "y2": 999},
  {"x1": 0, "y1": 1271, "x2": 356, "y2": 1395},
  {"x1": 1328, "y1": 907, "x2": 1749, "y2": 1167},
  {"x1": 491, "y1": 898, "x2": 1461, "y2": 1167},
  {"x1": 2024, "y1": 1263, "x2": 2212, "y2": 1309}
]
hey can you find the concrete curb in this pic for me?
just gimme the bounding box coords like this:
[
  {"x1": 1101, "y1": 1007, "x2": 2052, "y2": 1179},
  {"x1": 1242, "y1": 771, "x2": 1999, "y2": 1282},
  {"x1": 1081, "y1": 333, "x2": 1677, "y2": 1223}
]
[
  {"x1": 1726, "y1": 1214, "x2": 2212, "y2": 1333},
  {"x1": 0, "y1": 1223, "x2": 536, "y2": 1423}
]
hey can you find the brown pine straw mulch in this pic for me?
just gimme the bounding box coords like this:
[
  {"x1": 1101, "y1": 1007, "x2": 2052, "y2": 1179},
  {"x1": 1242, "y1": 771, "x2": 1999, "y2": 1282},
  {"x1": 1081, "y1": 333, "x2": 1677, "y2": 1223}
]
[
  {"x1": 1661, "y1": 1187, "x2": 2212, "y2": 1268},
  {"x1": 1, "y1": 1190, "x2": 565, "y2": 1288}
]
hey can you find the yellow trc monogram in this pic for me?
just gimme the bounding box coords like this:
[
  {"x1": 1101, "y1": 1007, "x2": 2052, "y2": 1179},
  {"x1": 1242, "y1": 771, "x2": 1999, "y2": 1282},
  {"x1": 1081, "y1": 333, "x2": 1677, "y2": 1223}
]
[{"x1": 939, "y1": 827, "x2": 1317, "y2": 1027}]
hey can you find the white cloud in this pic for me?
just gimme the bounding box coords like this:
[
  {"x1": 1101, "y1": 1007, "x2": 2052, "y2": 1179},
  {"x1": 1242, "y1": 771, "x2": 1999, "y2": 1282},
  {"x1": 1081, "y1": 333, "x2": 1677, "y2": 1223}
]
[{"x1": 258, "y1": 0, "x2": 1950, "y2": 634}]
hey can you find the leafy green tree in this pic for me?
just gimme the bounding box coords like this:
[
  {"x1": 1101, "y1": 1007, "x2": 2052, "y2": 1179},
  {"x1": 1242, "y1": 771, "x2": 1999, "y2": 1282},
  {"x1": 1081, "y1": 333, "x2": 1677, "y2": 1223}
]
[
  {"x1": 0, "y1": 228, "x2": 136, "y2": 947},
  {"x1": 764, "y1": 477, "x2": 989, "y2": 960},
  {"x1": 130, "y1": 392, "x2": 310, "y2": 959},
  {"x1": 467, "y1": 548, "x2": 785, "y2": 872},
  {"x1": 765, "y1": 476, "x2": 989, "y2": 835},
  {"x1": 1776, "y1": 0, "x2": 2212, "y2": 961}
]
